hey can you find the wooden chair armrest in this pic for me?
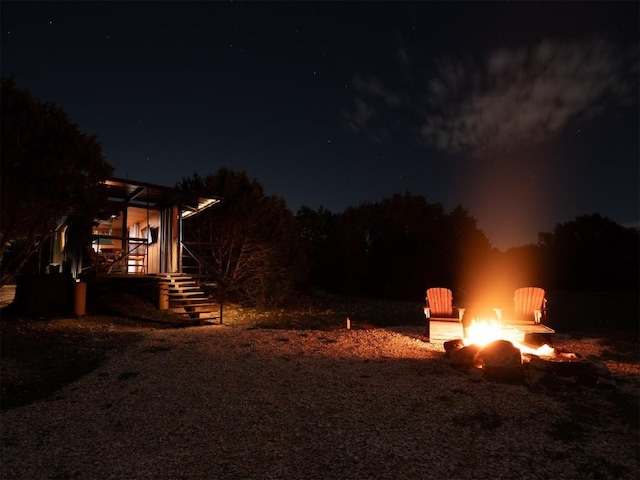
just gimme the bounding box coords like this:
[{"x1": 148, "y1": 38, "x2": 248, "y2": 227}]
[{"x1": 533, "y1": 309, "x2": 542, "y2": 324}]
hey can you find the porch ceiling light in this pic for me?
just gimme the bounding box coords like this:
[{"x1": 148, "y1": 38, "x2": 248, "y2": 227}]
[{"x1": 182, "y1": 198, "x2": 220, "y2": 218}]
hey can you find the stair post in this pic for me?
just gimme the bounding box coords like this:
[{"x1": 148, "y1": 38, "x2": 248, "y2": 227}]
[{"x1": 158, "y1": 281, "x2": 169, "y2": 310}]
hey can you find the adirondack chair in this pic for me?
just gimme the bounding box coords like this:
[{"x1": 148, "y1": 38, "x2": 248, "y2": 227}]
[
  {"x1": 423, "y1": 287, "x2": 465, "y2": 342},
  {"x1": 424, "y1": 287, "x2": 463, "y2": 319},
  {"x1": 512, "y1": 287, "x2": 547, "y2": 324},
  {"x1": 493, "y1": 287, "x2": 547, "y2": 324},
  {"x1": 492, "y1": 287, "x2": 554, "y2": 341}
]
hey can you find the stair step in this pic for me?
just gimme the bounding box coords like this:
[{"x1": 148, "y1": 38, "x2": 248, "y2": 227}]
[
  {"x1": 170, "y1": 305, "x2": 219, "y2": 313},
  {"x1": 169, "y1": 299, "x2": 219, "y2": 307},
  {"x1": 169, "y1": 292, "x2": 208, "y2": 298},
  {"x1": 169, "y1": 306, "x2": 222, "y2": 323},
  {"x1": 170, "y1": 302, "x2": 214, "y2": 309},
  {"x1": 167, "y1": 281, "x2": 197, "y2": 287},
  {"x1": 152, "y1": 273, "x2": 222, "y2": 325},
  {"x1": 168, "y1": 288, "x2": 210, "y2": 299},
  {"x1": 169, "y1": 308, "x2": 219, "y2": 315}
]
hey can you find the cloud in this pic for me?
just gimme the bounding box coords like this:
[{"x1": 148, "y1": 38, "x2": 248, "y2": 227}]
[
  {"x1": 341, "y1": 73, "x2": 404, "y2": 142},
  {"x1": 343, "y1": 39, "x2": 638, "y2": 156}
]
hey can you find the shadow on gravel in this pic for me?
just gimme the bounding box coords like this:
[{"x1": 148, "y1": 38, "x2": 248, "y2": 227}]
[{"x1": 0, "y1": 299, "x2": 173, "y2": 411}]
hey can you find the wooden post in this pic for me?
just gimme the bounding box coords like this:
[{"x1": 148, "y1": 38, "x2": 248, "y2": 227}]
[
  {"x1": 159, "y1": 282, "x2": 169, "y2": 310},
  {"x1": 74, "y1": 281, "x2": 86, "y2": 316}
]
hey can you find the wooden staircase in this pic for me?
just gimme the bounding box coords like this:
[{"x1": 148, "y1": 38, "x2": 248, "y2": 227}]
[{"x1": 154, "y1": 273, "x2": 222, "y2": 325}]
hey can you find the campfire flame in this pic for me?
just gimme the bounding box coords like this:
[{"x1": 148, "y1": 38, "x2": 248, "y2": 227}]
[
  {"x1": 463, "y1": 318, "x2": 554, "y2": 357},
  {"x1": 463, "y1": 319, "x2": 502, "y2": 347}
]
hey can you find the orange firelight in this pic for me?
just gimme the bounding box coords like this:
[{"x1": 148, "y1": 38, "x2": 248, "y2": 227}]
[
  {"x1": 463, "y1": 318, "x2": 502, "y2": 347},
  {"x1": 463, "y1": 318, "x2": 554, "y2": 357}
]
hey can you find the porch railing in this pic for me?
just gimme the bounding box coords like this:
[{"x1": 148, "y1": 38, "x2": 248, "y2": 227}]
[{"x1": 91, "y1": 234, "x2": 148, "y2": 274}]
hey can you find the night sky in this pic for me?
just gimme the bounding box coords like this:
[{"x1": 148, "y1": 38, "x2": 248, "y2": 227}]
[{"x1": 2, "y1": 1, "x2": 638, "y2": 250}]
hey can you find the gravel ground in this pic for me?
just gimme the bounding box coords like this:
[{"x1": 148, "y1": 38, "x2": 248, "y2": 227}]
[{"x1": 2, "y1": 323, "x2": 639, "y2": 480}]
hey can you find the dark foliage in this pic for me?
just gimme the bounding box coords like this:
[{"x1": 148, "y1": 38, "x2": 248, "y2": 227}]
[
  {"x1": 0, "y1": 78, "x2": 113, "y2": 285},
  {"x1": 297, "y1": 201, "x2": 638, "y2": 326},
  {"x1": 178, "y1": 169, "x2": 307, "y2": 307},
  {"x1": 538, "y1": 214, "x2": 639, "y2": 291},
  {"x1": 297, "y1": 192, "x2": 492, "y2": 301},
  {"x1": 296, "y1": 205, "x2": 340, "y2": 292}
]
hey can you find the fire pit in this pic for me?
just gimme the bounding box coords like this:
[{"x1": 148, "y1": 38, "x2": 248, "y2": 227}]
[{"x1": 442, "y1": 317, "x2": 615, "y2": 390}]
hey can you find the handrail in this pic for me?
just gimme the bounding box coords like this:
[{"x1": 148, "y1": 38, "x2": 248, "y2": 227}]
[
  {"x1": 180, "y1": 241, "x2": 224, "y2": 324},
  {"x1": 101, "y1": 240, "x2": 148, "y2": 274},
  {"x1": 180, "y1": 241, "x2": 219, "y2": 277}
]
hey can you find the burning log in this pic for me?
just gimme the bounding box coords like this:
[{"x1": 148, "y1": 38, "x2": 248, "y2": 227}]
[
  {"x1": 477, "y1": 340, "x2": 524, "y2": 383},
  {"x1": 448, "y1": 343, "x2": 480, "y2": 368}
]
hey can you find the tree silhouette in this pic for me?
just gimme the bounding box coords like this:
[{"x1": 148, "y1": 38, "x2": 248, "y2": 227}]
[
  {"x1": 0, "y1": 78, "x2": 113, "y2": 285},
  {"x1": 179, "y1": 168, "x2": 306, "y2": 307},
  {"x1": 296, "y1": 205, "x2": 339, "y2": 291},
  {"x1": 538, "y1": 214, "x2": 639, "y2": 291},
  {"x1": 298, "y1": 192, "x2": 492, "y2": 301}
]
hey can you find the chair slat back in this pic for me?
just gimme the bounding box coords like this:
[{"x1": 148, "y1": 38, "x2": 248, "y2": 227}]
[
  {"x1": 513, "y1": 287, "x2": 545, "y2": 316},
  {"x1": 426, "y1": 288, "x2": 453, "y2": 316}
]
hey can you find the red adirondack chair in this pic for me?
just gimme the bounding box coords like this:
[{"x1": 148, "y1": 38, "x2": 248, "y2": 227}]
[
  {"x1": 511, "y1": 287, "x2": 547, "y2": 325},
  {"x1": 424, "y1": 287, "x2": 465, "y2": 342},
  {"x1": 424, "y1": 287, "x2": 464, "y2": 320}
]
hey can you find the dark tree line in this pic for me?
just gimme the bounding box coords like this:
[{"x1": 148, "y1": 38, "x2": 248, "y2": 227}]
[
  {"x1": 299, "y1": 205, "x2": 638, "y2": 302},
  {"x1": 182, "y1": 175, "x2": 638, "y2": 309},
  {"x1": 179, "y1": 177, "x2": 500, "y2": 307},
  {"x1": 296, "y1": 193, "x2": 492, "y2": 301},
  {"x1": 538, "y1": 214, "x2": 639, "y2": 291}
]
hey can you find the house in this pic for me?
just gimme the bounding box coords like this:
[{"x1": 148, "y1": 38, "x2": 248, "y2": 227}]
[
  {"x1": 14, "y1": 177, "x2": 222, "y2": 321},
  {"x1": 49, "y1": 177, "x2": 221, "y2": 278}
]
